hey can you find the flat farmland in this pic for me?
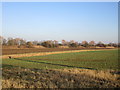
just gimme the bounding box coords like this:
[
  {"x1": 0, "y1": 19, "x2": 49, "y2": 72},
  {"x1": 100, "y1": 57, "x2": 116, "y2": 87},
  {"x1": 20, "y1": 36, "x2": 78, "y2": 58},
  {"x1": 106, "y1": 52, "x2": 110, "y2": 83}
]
[
  {"x1": 2, "y1": 49, "x2": 120, "y2": 88},
  {"x1": 2, "y1": 49, "x2": 119, "y2": 70}
]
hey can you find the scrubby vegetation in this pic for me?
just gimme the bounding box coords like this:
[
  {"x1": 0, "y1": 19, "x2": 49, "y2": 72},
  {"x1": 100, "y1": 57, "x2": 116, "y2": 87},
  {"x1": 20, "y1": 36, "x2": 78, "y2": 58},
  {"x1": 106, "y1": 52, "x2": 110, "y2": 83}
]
[
  {"x1": 2, "y1": 65, "x2": 120, "y2": 88},
  {"x1": 0, "y1": 36, "x2": 119, "y2": 48}
]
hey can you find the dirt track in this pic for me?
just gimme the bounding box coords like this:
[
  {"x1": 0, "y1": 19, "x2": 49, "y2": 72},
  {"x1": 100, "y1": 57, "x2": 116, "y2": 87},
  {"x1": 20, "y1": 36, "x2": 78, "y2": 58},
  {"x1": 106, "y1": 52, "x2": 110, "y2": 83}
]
[{"x1": 2, "y1": 49, "x2": 117, "y2": 59}]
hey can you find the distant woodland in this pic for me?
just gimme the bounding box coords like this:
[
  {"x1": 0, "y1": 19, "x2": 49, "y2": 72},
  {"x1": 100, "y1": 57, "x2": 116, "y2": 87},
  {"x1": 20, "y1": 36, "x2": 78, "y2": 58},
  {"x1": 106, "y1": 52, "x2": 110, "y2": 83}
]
[{"x1": 0, "y1": 36, "x2": 119, "y2": 48}]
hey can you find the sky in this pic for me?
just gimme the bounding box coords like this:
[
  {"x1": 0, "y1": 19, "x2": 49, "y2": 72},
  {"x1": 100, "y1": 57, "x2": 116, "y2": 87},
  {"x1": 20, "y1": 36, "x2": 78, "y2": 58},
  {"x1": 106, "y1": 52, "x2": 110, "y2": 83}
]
[{"x1": 2, "y1": 2, "x2": 118, "y2": 43}]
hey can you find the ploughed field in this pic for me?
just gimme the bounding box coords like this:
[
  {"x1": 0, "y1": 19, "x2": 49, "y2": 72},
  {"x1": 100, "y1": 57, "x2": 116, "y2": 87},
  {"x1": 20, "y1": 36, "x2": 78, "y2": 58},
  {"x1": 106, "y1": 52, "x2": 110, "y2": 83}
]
[
  {"x1": 2, "y1": 49, "x2": 120, "y2": 88},
  {"x1": 2, "y1": 48, "x2": 109, "y2": 55}
]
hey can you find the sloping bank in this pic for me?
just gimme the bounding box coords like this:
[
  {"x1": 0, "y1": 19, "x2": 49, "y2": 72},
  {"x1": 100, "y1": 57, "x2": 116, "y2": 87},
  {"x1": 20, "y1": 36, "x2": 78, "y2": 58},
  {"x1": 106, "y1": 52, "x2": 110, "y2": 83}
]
[{"x1": 1, "y1": 49, "x2": 102, "y2": 59}]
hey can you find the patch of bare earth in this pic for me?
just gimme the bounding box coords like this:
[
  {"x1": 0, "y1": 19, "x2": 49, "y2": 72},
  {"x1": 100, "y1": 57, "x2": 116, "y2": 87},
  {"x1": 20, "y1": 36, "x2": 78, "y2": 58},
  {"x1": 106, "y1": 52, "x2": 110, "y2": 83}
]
[
  {"x1": 1, "y1": 49, "x2": 104, "y2": 59},
  {"x1": 2, "y1": 67, "x2": 120, "y2": 88}
]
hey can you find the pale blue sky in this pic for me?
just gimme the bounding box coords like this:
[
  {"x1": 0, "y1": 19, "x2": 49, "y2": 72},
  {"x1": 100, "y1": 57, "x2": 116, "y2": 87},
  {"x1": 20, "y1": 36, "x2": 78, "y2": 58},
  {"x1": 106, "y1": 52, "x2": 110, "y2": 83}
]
[{"x1": 2, "y1": 2, "x2": 118, "y2": 43}]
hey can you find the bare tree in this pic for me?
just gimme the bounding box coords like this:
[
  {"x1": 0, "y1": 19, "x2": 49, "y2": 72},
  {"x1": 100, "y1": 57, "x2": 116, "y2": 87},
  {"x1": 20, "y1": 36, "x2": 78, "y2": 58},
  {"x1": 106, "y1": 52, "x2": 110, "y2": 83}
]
[
  {"x1": 96, "y1": 41, "x2": 106, "y2": 47},
  {"x1": 62, "y1": 40, "x2": 67, "y2": 46},
  {"x1": 81, "y1": 41, "x2": 89, "y2": 47},
  {"x1": 20, "y1": 39, "x2": 26, "y2": 45},
  {"x1": 89, "y1": 41, "x2": 95, "y2": 46},
  {"x1": 0, "y1": 36, "x2": 3, "y2": 45},
  {"x1": 32, "y1": 41, "x2": 39, "y2": 45},
  {"x1": 41, "y1": 41, "x2": 51, "y2": 48},
  {"x1": 7, "y1": 37, "x2": 14, "y2": 46},
  {"x1": 2, "y1": 38, "x2": 7, "y2": 45},
  {"x1": 69, "y1": 40, "x2": 75, "y2": 44},
  {"x1": 53, "y1": 40, "x2": 59, "y2": 47},
  {"x1": 14, "y1": 38, "x2": 21, "y2": 45},
  {"x1": 26, "y1": 41, "x2": 33, "y2": 48}
]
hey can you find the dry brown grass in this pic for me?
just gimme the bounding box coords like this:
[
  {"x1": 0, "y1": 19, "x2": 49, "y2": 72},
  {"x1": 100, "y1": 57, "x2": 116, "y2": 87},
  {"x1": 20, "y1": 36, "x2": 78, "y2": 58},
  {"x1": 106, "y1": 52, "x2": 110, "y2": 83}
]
[
  {"x1": 57, "y1": 69, "x2": 119, "y2": 81},
  {"x1": 2, "y1": 66, "x2": 120, "y2": 88}
]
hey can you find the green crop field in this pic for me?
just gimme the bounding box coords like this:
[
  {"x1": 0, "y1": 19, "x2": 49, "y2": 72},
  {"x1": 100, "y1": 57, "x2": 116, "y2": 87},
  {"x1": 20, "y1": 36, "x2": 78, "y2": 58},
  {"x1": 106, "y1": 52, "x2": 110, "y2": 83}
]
[{"x1": 2, "y1": 49, "x2": 119, "y2": 70}]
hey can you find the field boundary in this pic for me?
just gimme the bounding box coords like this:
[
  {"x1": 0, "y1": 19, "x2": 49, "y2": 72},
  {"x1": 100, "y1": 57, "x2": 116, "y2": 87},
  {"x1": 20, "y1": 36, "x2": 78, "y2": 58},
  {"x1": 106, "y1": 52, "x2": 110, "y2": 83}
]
[{"x1": 1, "y1": 49, "x2": 117, "y2": 59}]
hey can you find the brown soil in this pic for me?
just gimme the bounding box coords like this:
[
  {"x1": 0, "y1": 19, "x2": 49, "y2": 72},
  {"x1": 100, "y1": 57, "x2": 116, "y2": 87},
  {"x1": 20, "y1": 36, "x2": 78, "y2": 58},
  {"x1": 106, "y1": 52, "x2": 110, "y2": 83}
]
[
  {"x1": 2, "y1": 66, "x2": 120, "y2": 88},
  {"x1": 1, "y1": 48, "x2": 114, "y2": 55}
]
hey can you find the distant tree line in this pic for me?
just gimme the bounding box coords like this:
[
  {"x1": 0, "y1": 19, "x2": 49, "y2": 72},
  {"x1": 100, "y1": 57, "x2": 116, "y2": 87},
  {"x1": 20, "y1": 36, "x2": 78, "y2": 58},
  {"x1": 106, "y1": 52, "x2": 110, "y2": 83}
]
[{"x1": 0, "y1": 36, "x2": 119, "y2": 48}]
